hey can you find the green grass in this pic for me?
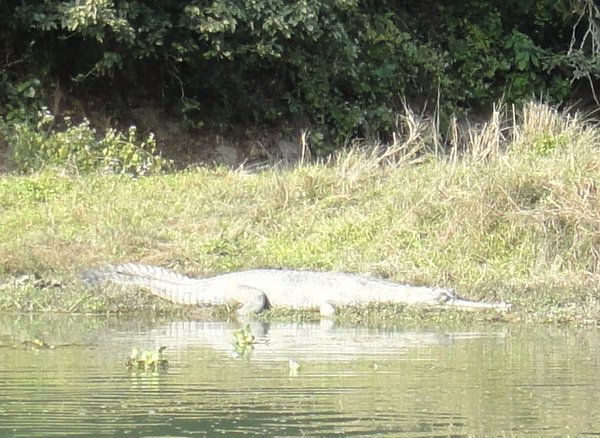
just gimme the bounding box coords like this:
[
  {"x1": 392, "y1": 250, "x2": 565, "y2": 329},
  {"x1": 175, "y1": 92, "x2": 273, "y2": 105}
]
[{"x1": 1, "y1": 101, "x2": 600, "y2": 324}]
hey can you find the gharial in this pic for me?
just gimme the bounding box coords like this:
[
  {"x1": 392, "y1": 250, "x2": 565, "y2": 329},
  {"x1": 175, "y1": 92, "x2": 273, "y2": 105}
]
[{"x1": 83, "y1": 263, "x2": 511, "y2": 316}]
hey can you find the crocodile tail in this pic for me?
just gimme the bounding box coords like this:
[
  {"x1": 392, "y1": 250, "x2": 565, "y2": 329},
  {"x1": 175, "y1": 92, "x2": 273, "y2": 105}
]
[
  {"x1": 83, "y1": 263, "x2": 204, "y2": 305},
  {"x1": 82, "y1": 263, "x2": 193, "y2": 287}
]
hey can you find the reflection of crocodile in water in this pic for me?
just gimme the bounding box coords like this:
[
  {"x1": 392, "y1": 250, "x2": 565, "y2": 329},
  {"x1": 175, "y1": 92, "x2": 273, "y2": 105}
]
[
  {"x1": 145, "y1": 320, "x2": 484, "y2": 361},
  {"x1": 84, "y1": 263, "x2": 511, "y2": 315}
]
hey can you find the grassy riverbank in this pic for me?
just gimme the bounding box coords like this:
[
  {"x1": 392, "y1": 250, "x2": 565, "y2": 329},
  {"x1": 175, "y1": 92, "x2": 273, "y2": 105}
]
[{"x1": 1, "y1": 102, "x2": 600, "y2": 324}]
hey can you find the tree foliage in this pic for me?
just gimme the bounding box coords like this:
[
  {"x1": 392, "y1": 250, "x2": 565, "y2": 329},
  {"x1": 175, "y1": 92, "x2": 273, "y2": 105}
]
[{"x1": 1, "y1": 0, "x2": 598, "y2": 146}]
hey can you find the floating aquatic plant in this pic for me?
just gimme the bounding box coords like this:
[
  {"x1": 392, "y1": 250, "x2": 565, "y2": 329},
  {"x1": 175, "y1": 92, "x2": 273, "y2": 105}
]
[
  {"x1": 232, "y1": 325, "x2": 256, "y2": 357},
  {"x1": 126, "y1": 346, "x2": 168, "y2": 371},
  {"x1": 22, "y1": 338, "x2": 55, "y2": 350}
]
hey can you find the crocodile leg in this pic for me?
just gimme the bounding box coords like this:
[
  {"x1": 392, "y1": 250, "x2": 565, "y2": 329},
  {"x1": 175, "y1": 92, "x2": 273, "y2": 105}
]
[
  {"x1": 236, "y1": 286, "x2": 271, "y2": 315},
  {"x1": 319, "y1": 301, "x2": 337, "y2": 317}
]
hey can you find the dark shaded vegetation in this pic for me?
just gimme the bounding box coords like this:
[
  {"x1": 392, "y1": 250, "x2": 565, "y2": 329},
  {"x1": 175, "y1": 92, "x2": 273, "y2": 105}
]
[{"x1": 1, "y1": 0, "x2": 599, "y2": 150}]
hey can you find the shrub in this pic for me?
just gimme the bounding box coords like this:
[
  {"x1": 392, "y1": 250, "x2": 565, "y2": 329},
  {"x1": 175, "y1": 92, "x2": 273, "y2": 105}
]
[
  {"x1": 4, "y1": 108, "x2": 172, "y2": 175},
  {"x1": 1, "y1": 0, "x2": 597, "y2": 149}
]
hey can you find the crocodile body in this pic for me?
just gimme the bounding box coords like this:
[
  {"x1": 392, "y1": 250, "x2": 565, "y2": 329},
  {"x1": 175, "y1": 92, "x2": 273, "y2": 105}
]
[{"x1": 84, "y1": 263, "x2": 510, "y2": 315}]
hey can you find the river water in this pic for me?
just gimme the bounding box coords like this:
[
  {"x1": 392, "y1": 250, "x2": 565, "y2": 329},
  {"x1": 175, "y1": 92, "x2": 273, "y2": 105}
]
[{"x1": 0, "y1": 314, "x2": 598, "y2": 437}]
